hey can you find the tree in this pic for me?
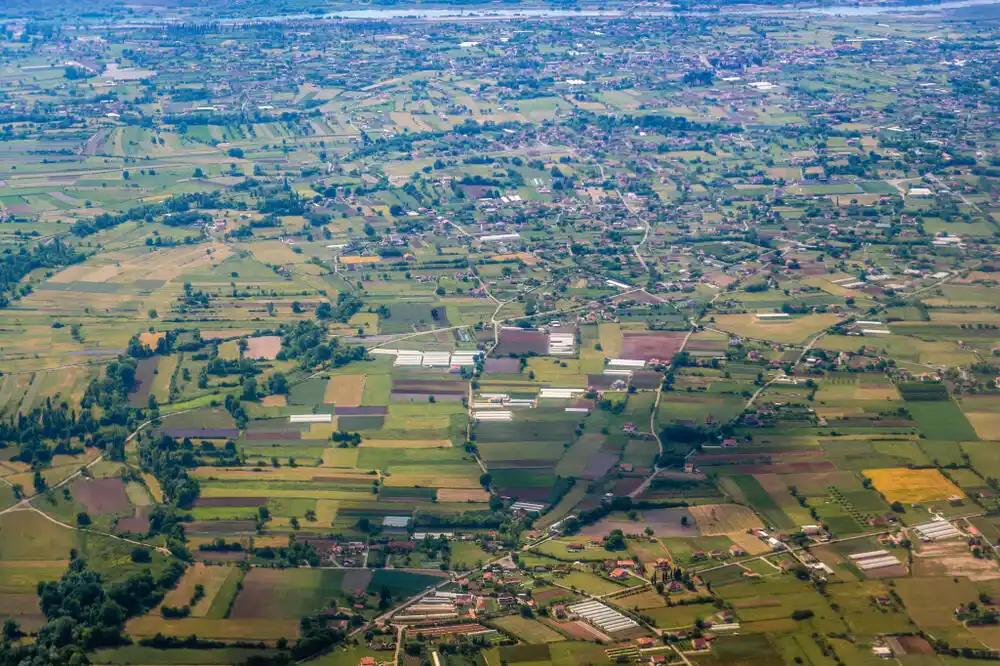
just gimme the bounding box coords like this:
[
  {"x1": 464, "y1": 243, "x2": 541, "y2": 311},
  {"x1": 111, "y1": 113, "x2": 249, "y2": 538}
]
[
  {"x1": 479, "y1": 473, "x2": 492, "y2": 490},
  {"x1": 268, "y1": 372, "x2": 289, "y2": 395},
  {"x1": 33, "y1": 470, "x2": 46, "y2": 494},
  {"x1": 2, "y1": 618, "x2": 21, "y2": 642},
  {"x1": 562, "y1": 517, "x2": 581, "y2": 535},
  {"x1": 604, "y1": 529, "x2": 626, "y2": 551},
  {"x1": 76, "y1": 512, "x2": 91, "y2": 527},
  {"x1": 680, "y1": 516, "x2": 689, "y2": 527},
  {"x1": 130, "y1": 547, "x2": 151, "y2": 563}
]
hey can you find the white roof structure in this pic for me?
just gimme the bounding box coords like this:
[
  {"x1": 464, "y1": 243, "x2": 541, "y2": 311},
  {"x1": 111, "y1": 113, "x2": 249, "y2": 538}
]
[
  {"x1": 538, "y1": 387, "x2": 585, "y2": 399},
  {"x1": 479, "y1": 233, "x2": 520, "y2": 242},
  {"x1": 848, "y1": 549, "x2": 902, "y2": 571},
  {"x1": 608, "y1": 358, "x2": 645, "y2": 368},
  {"x1": 912, "y1": 520, "x2": 961, "y2": 540},
  {"x1": 568, "y1": 600, "x2": 639, "y2": 633},
  {"x1": 548, "y1": 332, "x2": 575, "y2": 356},
  {"x1": 289, "y1": 414, "x2": 333, "y2": 423},
  {"x1": 473, "y1": 411, "x2": 512, "y2": 421}
]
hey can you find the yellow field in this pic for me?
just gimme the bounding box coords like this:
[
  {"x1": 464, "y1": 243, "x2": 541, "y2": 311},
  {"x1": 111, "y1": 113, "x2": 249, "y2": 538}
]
[
  {"x1": 348, "y1": 312, "x2": 379, "y2": 331},
  {"x1": 250, "y1": 241, "x2": 303, "y2": 265},
  {"x1": 713, "y1": 313, "x2": 840, "y2": 345},
  {"x1": 382, "y1": 471, "x2": 481, "y2": 488},
  {"x1": 598, "y1": 323, "x2": 623, "y2": 357},
  {"x1": 489, "y1": 252, "x2": 536, "y2": 265},
  {"x1": 138, "y1": 331, "x2": 166, "y2": 349},
  {"x1": 689, "y1": 504, "x2": 763, "y2": 536},
  {"x1": 360, "y1": 439, "x2": 452, "y2": 449},
  {"x1": 324, "y1": 374, "x2": 365, "y2": 405},
  {"x1": 321, "y1": 448, "x2": 360, "y2": 467},
  {"x1": 159, "y1": 564, "x2": 234, "y2": 617},
  {"x1": 303, "y1": 422, "x2": 338, "y2": 440},
  {"x1": 198, "y1": 487, "x2": 371, "y2": 501},
  {"x1": 864, "y1": 468, "x2": 963, "y2": 503},
  {"x1": 437, "y1": 488, "x2": 490, "y2": 502},
  {"x1": 126, "y1": 617, "x2": 299, "y2": 643},
  {"x1": 339, "y1": 255, "x2": 380, "y2": 265},
  {"x1": 382, "y1": 413, "x2": 452, "y2": 430},
  {"x1": 141, "y1": 473, "x2": 164, "y2": 503},
  {"x1": 218, "y1": 340, "x2": 241, "y2": 361},
  {"x1": 191, "y1": 467, "x2": 372, "y2": 482},
  {"x1": 854, "y1": 385, "x2": 901, "y2": 401},
  {"x1": 313, "y1": 499, "x2": 338, "y2": 525},
  {"x1": 965, "y1": 412, "x2": 1000, "y2": 441},
  {"x1": 729, "y1": 532, "x2": 771, "y2": 555}
]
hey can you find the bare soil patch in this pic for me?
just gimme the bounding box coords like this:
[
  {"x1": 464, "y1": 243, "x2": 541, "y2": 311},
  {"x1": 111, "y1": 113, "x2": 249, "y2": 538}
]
[
  {"x1": 324, "y1": 374, "x2": 365, "y2": 405},
  {"x1": 194, "y1": 497, "x2": 267, "y2": 508},
  {"x1": 72, "y1": 477, "x2": 130, "y2": 514},
  {"x1": 913, "y1": 540, "x2": 1000, "y2": 580},
  {"x1": 495, "y1": 328, "x2": 548, "y2": 355},
  {"x1": 579, "y1": 507, "x2": 698, "y2": 537},
  {"x1": 689, "y1": 504, "x2": 763, "y2": 536},
  {"x1": 246, "y1": 336, "x2": 281, "y2": 360},
  {"x1": 128, "y1": 357, "x2": 159, "y2": 408},
  {"x1": 620, "y1": 331, "x2": 686, "y2": 362},
  {"x1": 484, "y1": 358, "x2": 521, "y2": 373},
  {"x1": 116, "y1": 507, "x2": 152, "y2": 535},
  {"x1": 896, "y1": 636, "x2": 934, "y2": 654},
  {"x1": 437, "y1": 488, "x2": 490, "y2": 502}
]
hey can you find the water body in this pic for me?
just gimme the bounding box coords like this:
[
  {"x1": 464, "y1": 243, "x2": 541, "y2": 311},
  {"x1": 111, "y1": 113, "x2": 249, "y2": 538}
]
[
  {"x1": 803, "y1": 0, "x2": 1000, "y2": 15},
  {"x1": 91, "y1": 0, "x2": 1000, "y2": 28},
  {"x1": 251, "y1": 0, "x2": 1000, "y2": 20}
]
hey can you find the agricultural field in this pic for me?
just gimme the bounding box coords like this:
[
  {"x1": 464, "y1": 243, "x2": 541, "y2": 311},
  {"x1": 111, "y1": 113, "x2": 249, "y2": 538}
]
[{"x1": 2, "y1": 2, "x2": 1000, "y2": 666}]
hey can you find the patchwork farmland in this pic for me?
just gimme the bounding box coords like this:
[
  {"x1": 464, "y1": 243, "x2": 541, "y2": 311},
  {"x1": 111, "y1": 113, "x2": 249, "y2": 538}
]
[{"x1": 2, "y1": 3, "x2": 1000, "y2": 666}]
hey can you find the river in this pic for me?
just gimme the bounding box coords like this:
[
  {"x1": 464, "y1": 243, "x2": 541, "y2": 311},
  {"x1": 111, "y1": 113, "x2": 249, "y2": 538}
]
[{"x1": 84, "y1": 0, "x2": 1000, "y2": 28}]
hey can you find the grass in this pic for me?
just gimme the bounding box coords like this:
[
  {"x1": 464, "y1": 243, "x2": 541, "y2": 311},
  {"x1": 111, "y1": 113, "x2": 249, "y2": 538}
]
[
  {"x1": 449, "y1": 542, "x2": 490, "y2": 569},
  {"x1": 125, "y1": 617, "x2": 300, "y2": 643},
  {"x1": 361, "y1": 374, "x2": 391, "y2": 405},
  {"x1": 368, "y1": 569, "x2": 444, "y2": 597},
  {"x1": 559, "y1": 570, "x2": 626, "y2": 595},
  {"x1": 908, "y1": 400, "x2": 979, "y2": 441},
  {"x1": 0, "y1": 510, "x2": 79, "y2": 560},
  {"x1": 490, "y1": 615, "x2": 566, "y2": 643},
  {"x1": 722, "y1": 475, "x2": 794, "y2": 529},
  {"x1": 90, "y1": 646, "x2": 281, "y2": 665},
  {"x1": 161, "y1": 564, "x2": 236, "y2": 617},
  {"x1": 554, "y1": 434, "x2": 606, "y2": 477},
  {"x1": 712, "y1": 313, "x2": 839, "y2": 344},
  {"x1": 206, "y1": 567, "x2": 244, "y2": 619}
]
